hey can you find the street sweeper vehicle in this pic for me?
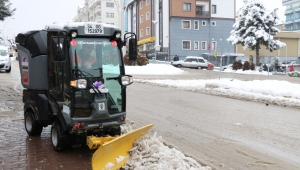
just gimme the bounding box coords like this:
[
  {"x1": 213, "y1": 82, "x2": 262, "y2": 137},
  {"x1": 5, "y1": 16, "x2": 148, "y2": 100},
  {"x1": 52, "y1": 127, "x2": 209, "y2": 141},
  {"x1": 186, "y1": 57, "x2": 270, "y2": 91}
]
[{"x1": 15, "y1": 22, "x2": 153, "y2": 170}]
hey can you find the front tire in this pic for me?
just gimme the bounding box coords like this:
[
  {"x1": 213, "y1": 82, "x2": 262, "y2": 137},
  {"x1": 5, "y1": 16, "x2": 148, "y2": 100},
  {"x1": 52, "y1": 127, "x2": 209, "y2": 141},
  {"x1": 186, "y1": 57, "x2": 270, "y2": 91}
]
[
  {"x1": 25, "y1": 111, "x2": 43, "y2": 136},
  {"x1": 5, "y1": 66, "x2": 11, "y2": 73},
  {"x1": 177, "y1": 64, "x2": 182, "y2": 68},
  {"x1": 51, "y1": 121, "x2": 68, "y2": 151}
]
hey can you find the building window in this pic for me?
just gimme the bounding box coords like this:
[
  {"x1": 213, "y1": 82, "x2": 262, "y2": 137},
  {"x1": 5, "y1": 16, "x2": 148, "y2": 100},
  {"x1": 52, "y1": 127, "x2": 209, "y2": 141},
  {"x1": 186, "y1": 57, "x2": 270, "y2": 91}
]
[
  {"x1": 106, "y1": 13, "x2": 114, "y2": 18},
  {"x1": 182, "y1": 40, "x2": 191, "y2": 50},
  {"x1": 202, "y1": 21, "x2": 207, "y2": 26},
  {"x1": 106, "y1": 2, "x2": 114, "y2": 8},
  {"x1": 212, "y1": 5, "x2": 217, "y2": 14},
  {"x1": 140, "y1": 1, "x2": 143, "y2": 9},
  {"x1": 194, "y1": 20, "x2": 199, "y2": 30},
  {"x1": 212, "y1": 41, "x2": 217, "y2": 50},
  {"x1": 211, "y1": 21, "x2": 216, "y2": 26},
  {"x1": 140, "y1": 15, "x2": 143, "y2": 23},
  {"x1": 146, "y1": 12, "x2": 150, "y2": 20},
  {"x1": 182, "y1": 20, "x2": 191, "y2": 29},
  {"x1": 201, "y1": 41, "x2": 207, "y2": 50},
  {"x1": 146, "y1": 0, "x2": 150, "y2": 6},
  {"x1": 146, "y1": 27, "x2": 150, "y2": 35},
  {"x1": 194, "y1": 41, "x2": 199, "y2": 50},
  {"x1": 140, "y1": 29, "x2": 144, "y2": 37},
  {"x1": 183, "y1": 2, "x2": 191, "y2": 11}
]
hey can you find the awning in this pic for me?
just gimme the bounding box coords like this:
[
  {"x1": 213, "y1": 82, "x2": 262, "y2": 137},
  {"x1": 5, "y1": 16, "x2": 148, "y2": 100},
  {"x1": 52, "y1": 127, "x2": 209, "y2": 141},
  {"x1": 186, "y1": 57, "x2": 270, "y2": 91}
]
[{"x1": 137, "y1": 37, "x2": 155, "y2": 46}]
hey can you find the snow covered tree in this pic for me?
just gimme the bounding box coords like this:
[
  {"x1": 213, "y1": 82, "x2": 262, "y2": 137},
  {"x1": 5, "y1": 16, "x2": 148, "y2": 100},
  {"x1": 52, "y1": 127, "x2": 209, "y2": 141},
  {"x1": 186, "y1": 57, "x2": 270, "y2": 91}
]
[
  {"x1": 0, "y1": 0, "x2": 15, "y2": 21},
  {"x1": 0, "y1": 0, "x2": 15, "y2": 46},
  {"x1": 227, "y1": 0, "x2": 286, "y2": 65}
]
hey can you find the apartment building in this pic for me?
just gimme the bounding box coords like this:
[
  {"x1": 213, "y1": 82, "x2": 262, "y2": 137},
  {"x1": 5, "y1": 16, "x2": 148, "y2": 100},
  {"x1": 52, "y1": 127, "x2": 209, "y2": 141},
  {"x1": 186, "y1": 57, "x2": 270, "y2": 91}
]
[
  {"x1": 73, "y1": 0, "x2": 120, "y2": 27},
  {"x1": 169, "y1": 0, "x2": 235, "y2": 59},
  {"x1": 282, "y1": 0, "x2": 300, "y2": 31},
  {"x1": 126, "y1": 0, "x2": 235, "y2": 60},
  {"x1": 126, "y1": 0, "x2": 158, "y2": 53}
]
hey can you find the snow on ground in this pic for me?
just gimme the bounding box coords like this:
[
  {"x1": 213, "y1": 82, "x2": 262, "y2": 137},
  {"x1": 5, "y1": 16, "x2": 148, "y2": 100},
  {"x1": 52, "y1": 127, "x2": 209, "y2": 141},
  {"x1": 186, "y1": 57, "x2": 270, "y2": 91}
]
[
  {"x1": 125, "y1": 63, "x2": 185, "y2": 75},
  {"x1": 125, "y1": 63, "x2": 300, "y2": 108},
  {"x1": 122, "y1": 63, "x2": 300, "y2": 169}
]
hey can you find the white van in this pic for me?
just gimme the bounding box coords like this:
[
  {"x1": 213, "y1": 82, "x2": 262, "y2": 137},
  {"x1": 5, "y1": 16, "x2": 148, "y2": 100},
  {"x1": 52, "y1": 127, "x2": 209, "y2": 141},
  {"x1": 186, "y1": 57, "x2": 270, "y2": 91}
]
[{"x1": 0, "y1": 46, "x2": 12, "y2": 73}]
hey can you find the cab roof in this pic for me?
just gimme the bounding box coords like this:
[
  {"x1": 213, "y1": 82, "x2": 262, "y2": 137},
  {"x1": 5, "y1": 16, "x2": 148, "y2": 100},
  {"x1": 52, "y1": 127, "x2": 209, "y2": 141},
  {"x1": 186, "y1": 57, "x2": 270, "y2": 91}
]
[{"x1": 46, "y1": 22, "x2": 121, "y2": 37}]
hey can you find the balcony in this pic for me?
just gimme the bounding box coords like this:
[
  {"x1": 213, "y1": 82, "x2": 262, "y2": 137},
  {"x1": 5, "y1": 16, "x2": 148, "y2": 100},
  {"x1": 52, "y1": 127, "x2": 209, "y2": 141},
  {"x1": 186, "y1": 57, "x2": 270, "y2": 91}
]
[
  {"x1": 196, "y1": 10, "x2": 210, "y2": 18},
  {"x1": 294, "y1": 17, "x2": 300, "y2": 23},
  {"x1": 95, "y1": 5, "x2": 101, "y2": 13},
  {"x1": 95, "y1": 15, "x2": 101, "y2": 22},
  {"x1": 285, "y1": 19, "x2": 293, "y2": 24},
  {"x1": 285, "y1": 8, "x2": 293, "y2": 14},
  {"x1": 294, "y1": 5, "x2": 300, "y2": 12}
]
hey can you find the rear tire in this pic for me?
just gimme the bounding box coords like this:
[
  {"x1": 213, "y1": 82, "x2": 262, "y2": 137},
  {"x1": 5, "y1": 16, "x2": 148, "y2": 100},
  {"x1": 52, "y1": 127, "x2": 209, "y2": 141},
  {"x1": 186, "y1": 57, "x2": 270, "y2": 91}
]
[
  {"x1": 25, "y1": 111, "x2": 43, "y2": 136},
  {"x1": 5, "y1": 66, "x2": 11, "y2": 73},
  {"x1": 108, "y1": 126, "x2": 121, "y2": 136},
  {"x1": 51, "y1": 121, "x2": 68, "y2": 151},
  {"x1": 197, "y1": 66, "x2": 202, "y2": 69}
]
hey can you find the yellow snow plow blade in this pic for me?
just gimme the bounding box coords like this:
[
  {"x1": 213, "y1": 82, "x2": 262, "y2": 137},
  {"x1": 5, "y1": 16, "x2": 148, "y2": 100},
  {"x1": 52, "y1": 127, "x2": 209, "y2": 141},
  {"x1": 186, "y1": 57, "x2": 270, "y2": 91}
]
[{"x1": 87, "y1": 124, "x2": 153, "y2": 170}]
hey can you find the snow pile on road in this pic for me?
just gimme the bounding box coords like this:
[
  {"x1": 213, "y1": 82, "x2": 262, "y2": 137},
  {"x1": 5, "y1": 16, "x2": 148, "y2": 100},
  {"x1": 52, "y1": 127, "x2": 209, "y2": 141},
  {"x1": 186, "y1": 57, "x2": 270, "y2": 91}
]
[
  {"x1": 134, "y1": 78, "x2": 300, "y2": 109},
  {"x1": 121, "y1": 123, "x2": 211, "y2": 170},
  {"x1": 123, "y1": 132, "x2": 211, "y2": 170}
]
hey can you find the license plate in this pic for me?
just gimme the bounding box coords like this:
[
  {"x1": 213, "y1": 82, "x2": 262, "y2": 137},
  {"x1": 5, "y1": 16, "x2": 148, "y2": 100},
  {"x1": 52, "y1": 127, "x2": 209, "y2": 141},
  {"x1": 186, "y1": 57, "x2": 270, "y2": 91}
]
[
  {"x1": 84, "y1": 24, "x2": 104, "y2": 34},
  {"x1": 99, "y1": 102, "x2": 105, "y2": 111}
]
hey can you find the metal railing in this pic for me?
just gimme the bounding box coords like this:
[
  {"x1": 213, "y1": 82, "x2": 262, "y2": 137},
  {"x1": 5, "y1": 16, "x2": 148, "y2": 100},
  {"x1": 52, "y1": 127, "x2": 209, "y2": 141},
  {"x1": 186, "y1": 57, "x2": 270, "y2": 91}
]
[
  {"x1": 196, "y1": 10, "x2": 209, "y2": 17},
  {"x1": 285, "y1": 8, "x2": 293, "y2": 14}
]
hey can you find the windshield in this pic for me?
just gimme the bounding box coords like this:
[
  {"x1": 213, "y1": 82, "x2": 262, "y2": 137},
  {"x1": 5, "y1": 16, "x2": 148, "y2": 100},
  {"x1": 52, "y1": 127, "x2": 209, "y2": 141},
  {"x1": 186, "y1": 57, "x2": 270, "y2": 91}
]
[
  {"x1": 0, "y1": 49, "x2": 8, "y2": 56},
  {"x1": 70, "y1": 38, "x2": 124, "y2": 116},
  {"x1": 70, "y1": 38, "x2": 122, "y2": 77}
]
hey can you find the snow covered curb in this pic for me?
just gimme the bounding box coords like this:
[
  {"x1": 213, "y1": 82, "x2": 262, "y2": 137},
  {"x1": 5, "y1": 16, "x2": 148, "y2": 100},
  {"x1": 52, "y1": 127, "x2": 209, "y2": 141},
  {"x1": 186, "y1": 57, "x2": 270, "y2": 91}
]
[{"x1": 134, "y1": 79, "x2": 300, "y2": 109}]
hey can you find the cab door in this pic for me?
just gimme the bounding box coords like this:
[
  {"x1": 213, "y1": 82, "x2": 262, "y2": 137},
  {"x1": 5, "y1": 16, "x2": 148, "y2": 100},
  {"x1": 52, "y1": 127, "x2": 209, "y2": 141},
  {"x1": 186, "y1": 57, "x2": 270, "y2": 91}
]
[{"x1": 48, "y1": 33, "x2": 71, "y2": 124}]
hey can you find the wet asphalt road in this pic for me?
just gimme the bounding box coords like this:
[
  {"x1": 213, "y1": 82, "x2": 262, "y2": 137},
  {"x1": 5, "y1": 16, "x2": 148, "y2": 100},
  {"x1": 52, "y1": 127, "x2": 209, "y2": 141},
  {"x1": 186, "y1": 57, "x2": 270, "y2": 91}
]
[
  {"x1": 0, "y1": 60, "x2": 93, "y2": 170},
  {"x1": 0, "y1": 59, "x2": 299, "y2": 170}
]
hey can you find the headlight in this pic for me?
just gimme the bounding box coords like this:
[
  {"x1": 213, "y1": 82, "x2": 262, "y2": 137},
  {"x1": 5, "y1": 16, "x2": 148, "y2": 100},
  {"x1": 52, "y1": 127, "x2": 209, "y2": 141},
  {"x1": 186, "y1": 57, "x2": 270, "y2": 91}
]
[
  {"x1": 115, "y1": 33, "x2": 121, "y2": 38},
  {"x1": 70, "y1": 79, "x2": 87, "y2": 89},
  {"x1": 120, "y1": 75, "x2": 133, "y2": 86},
  {"x1": 71, "y1": 31, "x2": 77, "y2": 38}
]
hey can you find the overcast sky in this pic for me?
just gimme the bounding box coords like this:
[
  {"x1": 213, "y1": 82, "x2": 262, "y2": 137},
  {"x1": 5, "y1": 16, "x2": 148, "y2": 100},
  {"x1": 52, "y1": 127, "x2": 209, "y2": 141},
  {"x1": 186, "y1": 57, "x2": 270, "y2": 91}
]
[{"x1": 0, "y1": 0, "x2": 285, "y2": 40}]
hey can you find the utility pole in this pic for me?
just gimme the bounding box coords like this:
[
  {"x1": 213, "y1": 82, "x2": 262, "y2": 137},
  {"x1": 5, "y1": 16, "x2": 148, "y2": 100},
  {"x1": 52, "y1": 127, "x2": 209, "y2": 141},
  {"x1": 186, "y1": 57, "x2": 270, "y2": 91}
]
[
  {"x1": 268, "y1": 28, "x2": 270, "y2": 76},
  {"x1": 154, "y1": 0, "x2": 160, "y2": 60}
]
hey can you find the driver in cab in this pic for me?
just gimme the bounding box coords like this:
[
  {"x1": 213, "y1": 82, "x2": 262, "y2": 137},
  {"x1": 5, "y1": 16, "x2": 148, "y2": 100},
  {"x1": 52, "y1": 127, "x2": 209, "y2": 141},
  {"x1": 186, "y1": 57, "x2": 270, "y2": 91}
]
[{"x1": 76, "y1": 44, "x2": 96, "y2": 70}]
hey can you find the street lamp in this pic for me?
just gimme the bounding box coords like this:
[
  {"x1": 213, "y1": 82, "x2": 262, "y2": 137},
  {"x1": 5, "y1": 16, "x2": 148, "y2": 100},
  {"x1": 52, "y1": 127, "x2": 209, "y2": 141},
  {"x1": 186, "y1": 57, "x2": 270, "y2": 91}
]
[{"x1": 2, "y1": 18, "x2": 15, "y2": 46}]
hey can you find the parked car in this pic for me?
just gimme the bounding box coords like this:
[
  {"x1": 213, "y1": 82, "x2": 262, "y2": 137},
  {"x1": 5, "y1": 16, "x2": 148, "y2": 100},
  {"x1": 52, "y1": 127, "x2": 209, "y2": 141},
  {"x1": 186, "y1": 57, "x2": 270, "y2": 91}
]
[
  {"x1": 0, "y1": 46, "x2": 12, "y2": 73},
  {"x1": 171, "y1": 56, "x2": 214, "y2": 70}
]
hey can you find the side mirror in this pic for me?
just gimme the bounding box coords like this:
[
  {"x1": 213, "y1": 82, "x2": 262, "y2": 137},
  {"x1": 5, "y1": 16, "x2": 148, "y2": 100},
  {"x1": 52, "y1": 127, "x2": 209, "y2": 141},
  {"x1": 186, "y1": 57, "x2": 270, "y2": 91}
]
[
  {"x1": 128, "y1": 38, "x2": 137, "y2": 61},
  {"x1": 52, "y1": 36, "x2": 67, "y2": 62}
]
